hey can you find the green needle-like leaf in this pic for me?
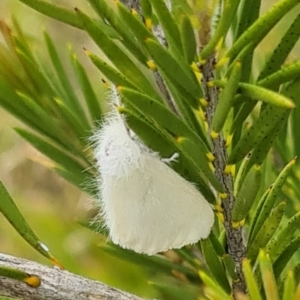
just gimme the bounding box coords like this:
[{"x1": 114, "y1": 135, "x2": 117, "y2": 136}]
[{"x1": 0, "y1": 181, "x2": 60, "y2": 265}]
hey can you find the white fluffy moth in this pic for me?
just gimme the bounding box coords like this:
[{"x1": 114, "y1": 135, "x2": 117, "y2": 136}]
[{"x1": 92, "y1": 89, "x2": 214, "y2": 255}]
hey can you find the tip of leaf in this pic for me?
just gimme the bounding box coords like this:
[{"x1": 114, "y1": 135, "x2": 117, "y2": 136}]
[
  {"x1": 288, "y1": 101, "x2": 296, "y2": 109},
  {"x1": 50, "y1": 256, "x2": 64, "y2": 269},
  {"x1": 83, "y1": 48, "x2": 91, "y2": 56},
  {"x1": 101, "y1": 78, "x2": 109, "y2": 88}
]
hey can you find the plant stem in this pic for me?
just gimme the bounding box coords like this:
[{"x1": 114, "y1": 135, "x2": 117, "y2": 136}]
[{"x1": 202, "y1": 56, "x2": 247, "y2": 295}]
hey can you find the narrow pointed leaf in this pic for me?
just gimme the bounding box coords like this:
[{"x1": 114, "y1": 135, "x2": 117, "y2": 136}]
[
  {"x1": 283, "y1": 271, "x2": 295, "y2": 300},
  {"x1": 212, "y1": 61, "x2": 242, "y2": 133},
  {"x1": 228, "y1": 105, "x2": 289, "y2": 164},
  {"x1": 259, "y1": 250, "x2": 279, "y2": 300},
  {"x1": 17, "y1": 0, "x2": 117, "y2": 36},
  {"x1": 273, "y1": 236, "x2": 300, "y2": 278},
  {"x1": 44, "y1": 31, "x2": 88, "y2": 122},
  {"x1": 145, "y1": 38, "x2": 202, "y2": 105},
  {"x1": 180, "y1": 15, "x2": 197, "y2": 64},
  {"x1": 248, "y1": 201, "x2": 286, "y2": 260},
  {"x1": 75, "y1": 8, "x2": 160, "y2": 101},
  {"x1": 199, "y1": 271, "x2": 232, "y2": 300},
  {"x1": 149, "y1": 0, "x2": 183, "y2": 56},
  {"x1": 258, "y1": 13, "x2": 300, "y2": 80},
  {"x1": 232, "y1": 164, "x2": 261, "y2": 223},
  {"x1": 15, "y1": 127, "x2": 90, "y2": 177},
  {"x1": 249, "y1": 158, "x2": 296, "y2": 242},
  {"x1": 201, "y1": 237, "x2": 230, "y2": 293},
  {"x1": 242, "y1": 259, "x2": 263, "y2": 300},
  {"x1": 200, "y1": 0, "x2": 240, "y2": 60},
  {"x1": 0, "y1": 181, "x2": 56, "y2": 262},
  {"x1": 71, "y1": 52, "x2": 103, "y2": 124},
  {"x1": 224, "y1": 0, "x2": 299, "y2": 62}
]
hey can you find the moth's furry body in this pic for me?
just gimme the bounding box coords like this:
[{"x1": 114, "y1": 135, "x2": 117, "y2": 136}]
[{"x1": 94, "y1": 115, "x2": 214, "y2": 255}]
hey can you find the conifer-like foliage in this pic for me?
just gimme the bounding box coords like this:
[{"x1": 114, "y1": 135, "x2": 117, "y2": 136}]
[{"x1": 1, "y1": 0, "x2": 300, "y2": 299}]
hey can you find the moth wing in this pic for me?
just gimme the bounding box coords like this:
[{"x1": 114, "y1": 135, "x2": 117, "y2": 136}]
[{"x1": 101, "y1": 154, "x2": 214, "y2": 255}]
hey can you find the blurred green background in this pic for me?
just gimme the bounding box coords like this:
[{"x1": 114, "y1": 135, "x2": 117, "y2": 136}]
[
  {"x1": 0, "y1": 0, "x2": 155, "y2": 298},
  {"x1": 0, "y1": 0, "x2": 299, "y2": 299}
]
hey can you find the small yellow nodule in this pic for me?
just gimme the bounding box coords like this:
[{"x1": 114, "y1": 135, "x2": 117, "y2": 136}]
[
  {"x1": 197, "y1": 107, "x2": 206, "y2": 121},
  {"x1": 225, "y1": 134, "x2": 233, "y2": 147},
  {"x1": 23, "y1": 276, "x2": 41, "y2": 288},
  {"x1": 211, "y1": 130, "x2": 219, "y2": 139},
  {"x1": 224, "y1": 164, "x2": 232, "y2": 174},
  {"x1": 214, "y1": 204, "x2": 223, "y2": 212},
  {"x1": 191, "y1": 62, "x2": 200, "y2": 72},
  {"x1": 194, "y1": 71, "x2": 202, "y2": 83},
  {"x1": 146, "y1": 60, "x2": 157, "y2": 71},
  {"x1": 239, "y1": 219, "x2": 245, "y2": 226},
  {"x1": 231, "y1": 221, "x2": 240, "y2": 229},
  {"x1": 216, "y1": 212, "x2": 224, "y2": 224},
  {"x1": 208, "y1": 162, "x2": 215, "y2": 172},
  {"x1": 199, "y1": 58, "x2": 206, "y2": 65},
  {"x1": 200, "y1": 97, "x2": 208, "y2": 107},
  {"x1": 206, "y1": 152, "x2": 215, "y2": 162},
  {"x1": 204, "y1": 121, "x2": 209, "y2": 132},
  {"x1": 235, "y1": 60, "x2": 242, "y2": 68},
  {"x1": 215, "y1": 56, "x2": 229, "y2": 69},
  {"x1": 215, "y1": 37, "x2": 224, "y2": 52},
  {"x1": 207, "y1": 81, "x2": 215, "y2": 88},
  {"x1": 131, "y1": 8, "x2": 138, "y2": 16},
  {"x1": 176, "y1": 136, "x2": 185, "y2": 144},
  {"x1": 231, "y1": 164, "x2": 236, "y2": 177},
  {"x1": 219, "y1": 192, "x2": 228, "y2": 200},
  {"x1": 145, "y1": 18, "x2": 152, "y2": 30}
]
